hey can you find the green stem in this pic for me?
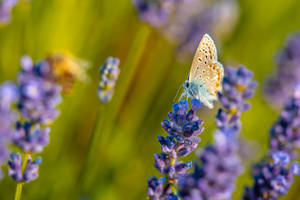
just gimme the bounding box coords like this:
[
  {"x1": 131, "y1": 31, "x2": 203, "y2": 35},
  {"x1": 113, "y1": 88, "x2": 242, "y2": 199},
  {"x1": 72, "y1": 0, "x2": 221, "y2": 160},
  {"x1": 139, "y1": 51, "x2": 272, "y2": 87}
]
[
  {"x1": 74, "y1": 106, "x2": 105, "y2": 189},
  {"x1": 96, "y1": 25, "x2": 152, "y2": 151},
  {"x1": 14, "y1": 183, "x2": 23, "y2": 200},
  {"x1": 14, "y1": 153, "x2": 29, "y2": 200},
  {"x1": 78, "y1": 25, "x2": 152, "y2": 196}
]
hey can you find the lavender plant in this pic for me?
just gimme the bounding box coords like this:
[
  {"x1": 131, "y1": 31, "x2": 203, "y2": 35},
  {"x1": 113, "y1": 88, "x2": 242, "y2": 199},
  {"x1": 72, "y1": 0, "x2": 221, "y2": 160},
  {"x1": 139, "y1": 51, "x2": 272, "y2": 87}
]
[
  {"x1": 265, "y1": 32, "x2": 300, "y2": 107},
  {"x1": 244, "y1": 84, "x2": 300, "y2": 199},
  {"x1": 179, "y1": 66, "x2": 257, "y2": 200},
  {"x1": 5, "y1": 56, "x2": 62, "y2": 200},
  {"x1": 98, "y1": 57, "x2": 120, "y2": 102},
  {"x1": 134, "y1": 0, "x2": 239, "y2": 55},
  {"x1": 147, "y1": 99, "x2": 204, "y2": 199},
  {"x1": 1, "y1": 54, "x2": 86, "y2": 200}
]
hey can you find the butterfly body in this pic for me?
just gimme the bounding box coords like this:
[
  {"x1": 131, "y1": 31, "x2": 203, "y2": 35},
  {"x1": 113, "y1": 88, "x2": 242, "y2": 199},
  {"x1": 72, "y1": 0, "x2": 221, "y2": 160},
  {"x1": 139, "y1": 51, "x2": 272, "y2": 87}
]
[{"x1": 181, "y1": 34, "x2": 224, "y2": 109}]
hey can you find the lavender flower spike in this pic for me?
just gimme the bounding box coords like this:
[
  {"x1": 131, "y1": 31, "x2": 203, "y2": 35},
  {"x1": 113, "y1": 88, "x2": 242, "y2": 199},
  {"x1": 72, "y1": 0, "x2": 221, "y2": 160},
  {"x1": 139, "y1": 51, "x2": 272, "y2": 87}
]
[
  {"x1": 217, "y1": 66, "x2": 257, "y2": 138},
  {"x1": 269, "y1": 83, "x2": 300, "y2": 159},
  {"x1": 147, "y1": 99, "x2": 204, "y2": 199},
  {"x1": 179, "y1": 66, "x2": 257, "y2": 200},
  {"x1": 98, "y1": 57, "x2": 120, "y2": 102},
  {"x1": 179, "y1": 134, "x2": 243, "y2": 200},
  {"x1": 244, "y1": 84, "x2": 300, "y2": 199},
  {"x1": 7, "y1": 152, "x2": 42, "y2": 182},
  {"x1": 265, "y1": 32, "x2": 300, "y2": 107},
  {"x1": 244, "y1": 152, "x2": 300, "y2": 200}
]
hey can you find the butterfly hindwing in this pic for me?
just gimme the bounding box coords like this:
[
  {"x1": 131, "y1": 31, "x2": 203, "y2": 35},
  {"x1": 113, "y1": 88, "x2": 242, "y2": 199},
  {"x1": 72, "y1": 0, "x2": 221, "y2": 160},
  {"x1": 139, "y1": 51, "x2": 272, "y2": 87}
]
[{"x1": 207, "y1": 62, "x2": 224, "y2": 95}]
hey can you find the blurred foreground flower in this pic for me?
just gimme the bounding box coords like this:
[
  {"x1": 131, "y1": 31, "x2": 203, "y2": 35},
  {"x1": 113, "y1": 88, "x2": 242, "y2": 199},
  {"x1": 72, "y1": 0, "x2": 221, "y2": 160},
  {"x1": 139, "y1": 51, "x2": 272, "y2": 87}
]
[
  {"x1": 265, "y1": 32, "x2": 300, "y2": 107},
  {"x1": 134, "y1": 0, "x2": 239, "y2": 56},
  {"x1": 98, "y1": 57, "x2": 120, "y2": 102},
  {"x1": 244, "y1": 152, "x2": 300, "y2": 200},
  {"x1": 1, "y1": 53, "x2": 88, "y2": 199},
  {"x1": 179, "y1": 66, "x2": 257, "y2": 200},
  {"x1": 244, "y1": 84, "x2": 300, "y2": 199},
  {"x1": 269, "y1": 83, "x2": 300, "y2": 159},
  {"x1": 147, "y1": 99, "x2": 203, "y2": 199},
  {"x1": 0, "y1": 0, "x2": 18, "y2": 25}
]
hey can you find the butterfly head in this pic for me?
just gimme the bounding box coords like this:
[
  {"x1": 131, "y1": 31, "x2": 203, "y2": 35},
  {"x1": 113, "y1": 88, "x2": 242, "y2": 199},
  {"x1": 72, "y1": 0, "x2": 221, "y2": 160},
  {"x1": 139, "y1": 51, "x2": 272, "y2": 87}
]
[{"x1": 183, "y1": 80, "x2": 190, "y2": 90}]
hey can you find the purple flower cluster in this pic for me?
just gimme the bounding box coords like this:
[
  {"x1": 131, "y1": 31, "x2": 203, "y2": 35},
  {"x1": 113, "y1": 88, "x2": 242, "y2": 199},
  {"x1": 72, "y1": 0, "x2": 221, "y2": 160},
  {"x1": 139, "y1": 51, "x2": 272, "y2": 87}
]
[
  {"x1": 0, "y1": 82, "x2": 18, "y2": 178},
  {"x1": 244, "y1": 152, "x2": 300, "y2": 200},
  {"x1": 265, "y1": 32, "x2": 300, "y2": 107},
  {"x1": 269, "y1": 83, "x2": 300, "y2": 159},
  {"x1": 7, "y1": 152, "x2": 42, "y2": 182},
  {"x1": 98, "y1": 57, "x2": 120, "y2": 102},
  {"x1": 179, "y1": 133, "x2": 243, "y2": 200},
  {"x1": 219, "y1": 66, "x2": 257, "y2": 113},
  {"x1": 0, "y1": 0, "x2": 18, "y2": 25},
  {"x1": 17, "y1": 56, "x2": 62, "y2": 124},
  {"x1": 147, "y1": 176, "x2": 176, "y2": 200},
  {"x1": 217, "y1": 66, "x2": 257, "y2": 138},
  {"x1": 179, "y1": 66, "x2": 257, "y2": 200},
  {"x1": 244, "y1": 85, "x2": 300, "y2": 199},
  {"x1": 147, "y1": 99, "x2": 204, "y2": 199},
  {"x1": 12, "y1": 122, "x2": 50, "y2": 153},
  {"x1": 134, "y1": 0, "x2": 239, "y2": 55}
]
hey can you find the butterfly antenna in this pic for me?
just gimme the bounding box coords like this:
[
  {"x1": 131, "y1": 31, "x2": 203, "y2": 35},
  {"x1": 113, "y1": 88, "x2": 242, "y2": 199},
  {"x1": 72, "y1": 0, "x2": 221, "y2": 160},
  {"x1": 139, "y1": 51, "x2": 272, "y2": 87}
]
[{"x1": 173, "y1": 84, "x2": 183, "y2": 103}]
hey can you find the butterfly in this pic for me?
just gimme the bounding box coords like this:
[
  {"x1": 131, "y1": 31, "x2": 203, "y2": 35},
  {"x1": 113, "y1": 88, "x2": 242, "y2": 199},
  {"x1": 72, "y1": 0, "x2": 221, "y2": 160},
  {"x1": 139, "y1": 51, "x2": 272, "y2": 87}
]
[{"x1": 180, "y1": 34, "x2": 224, "y2": 109}]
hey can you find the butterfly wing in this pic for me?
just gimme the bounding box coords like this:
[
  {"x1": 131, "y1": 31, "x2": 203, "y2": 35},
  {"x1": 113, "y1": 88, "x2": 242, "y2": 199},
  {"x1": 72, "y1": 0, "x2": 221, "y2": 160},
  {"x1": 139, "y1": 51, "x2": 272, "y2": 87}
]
[{"x1": 188, "y1": 34, "x2": 223, "y2": 96}]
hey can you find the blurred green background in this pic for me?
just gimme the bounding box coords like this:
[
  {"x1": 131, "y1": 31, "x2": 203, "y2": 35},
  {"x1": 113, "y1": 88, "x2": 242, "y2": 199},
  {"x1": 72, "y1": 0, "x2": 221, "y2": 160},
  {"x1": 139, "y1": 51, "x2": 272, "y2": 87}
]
[{"x1": 0, "y1": 0, "x2": 300, "y2": 199}]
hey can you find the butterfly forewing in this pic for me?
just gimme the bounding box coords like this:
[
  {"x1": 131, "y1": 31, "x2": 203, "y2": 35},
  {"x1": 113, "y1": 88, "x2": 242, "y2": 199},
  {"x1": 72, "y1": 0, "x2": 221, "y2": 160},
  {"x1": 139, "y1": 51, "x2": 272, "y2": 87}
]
[{"x1": 188, "y1": 34, "x2": 223, "y2": 96}]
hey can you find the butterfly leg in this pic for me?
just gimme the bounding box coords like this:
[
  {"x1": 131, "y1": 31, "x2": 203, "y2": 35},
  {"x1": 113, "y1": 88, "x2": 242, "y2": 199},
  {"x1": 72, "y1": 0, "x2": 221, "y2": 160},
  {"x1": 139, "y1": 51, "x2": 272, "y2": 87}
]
[{"x1": 179, "y1": 93, "x2": 185, "y2": 101}]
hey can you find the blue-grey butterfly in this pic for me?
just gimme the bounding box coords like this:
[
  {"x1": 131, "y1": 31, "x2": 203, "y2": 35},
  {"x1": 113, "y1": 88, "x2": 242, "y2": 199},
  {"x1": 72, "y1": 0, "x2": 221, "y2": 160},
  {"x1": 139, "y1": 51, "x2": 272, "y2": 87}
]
[{"x1": 180, "y1": 34, "x2": 224, "y2": 109}]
